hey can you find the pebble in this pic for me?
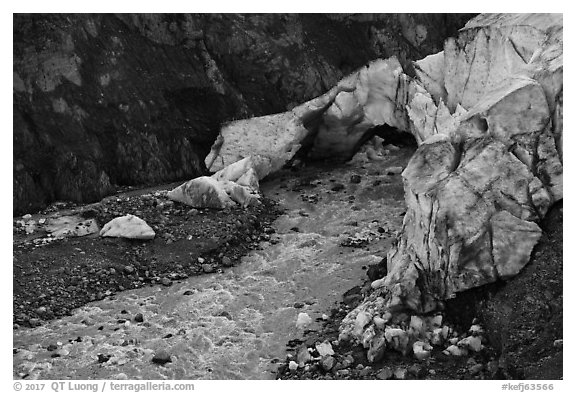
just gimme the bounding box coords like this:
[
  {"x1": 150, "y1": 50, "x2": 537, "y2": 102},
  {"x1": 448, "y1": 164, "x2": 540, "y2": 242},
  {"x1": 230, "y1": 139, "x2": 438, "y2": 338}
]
[
  {"x1": 341, "y1": 354, "x2": 354, "y2": 368},
  {"x1": 409, "y1": 364, "x2": 426, "y2": 378},
  {"x1": 297, "y1": 346, "x2": 311, "y2": 365},
  {"x1": 160, "y1": 277, "x2": 172, "y2": 286},
  {"x1": 315, "y1": 341, "x2": 335, "y2": 357},
  {"x1": 553, "y1": 339, "x2": 563, "y2": 348},
  {"x1": 443, "y1": 344, "x2": 468, "y2": 356},
  {"x1": 197, "y1": 257, "x2": 205, "y2": 263},
  {"x1": 218, "y1": 311, "x2": 232, "y2": 320},
  {"x1": 331, "y1": 183, "x2": 345, "y2": 192},
  {"x1": 486, "y1": 360, "x2": 499, "y2": 375},
  {"x1": 359, "y1": 366, "x2": 372, "y2": 377},
  {"x1": 458, "y1": 336, "x2": 483, "y2": 352},
  {"x1": 350, "y1": 175, "x2": 362, "y2": 184},
  {"x1": 124, "y1": 265, "x2": 135, "y2": 274},
  {"x1": 394, "y1": 367, "x2": 408, "y2": 380},
  {"x1": 288, "y1": 360, "x2": 298, "y2": 371},
  {"x1": 296, "y1": 312, "x2": 312, "y2": 329},
  {"x1": 134, "y1": 313, "x2": 144, "y2": 323},
  {"x1": 22, "y1": 214, "x2": 32, "y2": 221},
  {"x1": 321, "y1": 355, "x2": 336, "y2": 371},
  {"x1": 376, "y1": 367, "x2": 394, "y2": 380},
  {"x1": 469, "y1": 363, "x2": 484, "y2": 375},
  {"x1": 152, "y1": 350, "x2": 172, "y2": 365},
  {"x1": 385, "y1": 166, "x2": 403, "y2": 175},
  {"x1": 222, "y1": 256, "x2": 233, "y2": 267},
  {"x1": 97, "y1": 354, "x2": 111, "y2": 363},
  {"x1": 202, "y1": 264, "x2": 215, "y2": 273}
]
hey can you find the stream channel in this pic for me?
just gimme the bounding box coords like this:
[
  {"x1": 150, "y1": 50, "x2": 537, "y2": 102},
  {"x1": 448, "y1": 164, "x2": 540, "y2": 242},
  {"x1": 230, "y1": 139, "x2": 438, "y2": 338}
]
[{"x1": 13, "y1": 147, "x2": 414, "y2": 380}]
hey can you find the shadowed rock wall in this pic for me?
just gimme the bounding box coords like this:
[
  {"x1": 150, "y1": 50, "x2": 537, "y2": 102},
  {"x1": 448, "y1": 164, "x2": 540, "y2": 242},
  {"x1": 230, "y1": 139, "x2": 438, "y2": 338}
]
[{"x1": 13, "y1": 13, "x2": 474, "y2": 214}]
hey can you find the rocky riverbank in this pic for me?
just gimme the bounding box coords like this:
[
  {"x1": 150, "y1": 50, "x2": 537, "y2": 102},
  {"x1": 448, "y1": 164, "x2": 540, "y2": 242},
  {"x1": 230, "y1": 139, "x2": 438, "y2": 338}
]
[
  {"x1": 13, "y1": 187, "x2": 281, "y2": 328},
  {"x1": 276, "y1": 202, "x2": 563, "y2": 380}
]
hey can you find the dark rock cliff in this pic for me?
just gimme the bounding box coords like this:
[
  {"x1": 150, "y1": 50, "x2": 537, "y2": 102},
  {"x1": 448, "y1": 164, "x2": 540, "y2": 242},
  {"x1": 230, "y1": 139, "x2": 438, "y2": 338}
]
[{"x1": 13, "y1": 13, "x2": 474, "y2": 215}]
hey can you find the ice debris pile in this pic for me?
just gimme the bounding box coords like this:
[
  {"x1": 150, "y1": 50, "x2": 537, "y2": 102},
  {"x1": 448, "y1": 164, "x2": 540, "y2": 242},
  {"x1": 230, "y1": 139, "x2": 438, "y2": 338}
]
[
  {"x1": 343, "y1": 313, "x2": 485, "y2": 363},
  {"x1": 168, "y1": 156, "x2": 261, "y2": 209},
  {"x1": 288, "y1": 313, "x2": 486, "y2": 375}
]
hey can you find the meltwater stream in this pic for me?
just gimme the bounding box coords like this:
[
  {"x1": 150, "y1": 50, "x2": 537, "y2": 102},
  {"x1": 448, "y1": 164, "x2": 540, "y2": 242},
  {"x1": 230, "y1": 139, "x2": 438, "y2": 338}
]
[{"x1": 13, "y1": 148, "x2": 413, "y2": 380}]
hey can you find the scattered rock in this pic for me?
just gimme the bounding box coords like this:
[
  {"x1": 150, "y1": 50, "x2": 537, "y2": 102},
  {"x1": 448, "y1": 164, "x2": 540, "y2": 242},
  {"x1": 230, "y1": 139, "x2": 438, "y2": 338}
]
[
  {"x1": 288, "y1": 360, "x2": 299, "y2": 371},
  {"x1": 217, "y1": 311, "x2": 232, "y2": 320},
  {"x1": 331, "y1": 183, "x2": 345, "y2": 192},
  {"x1": 350, "y1": 175, "x2": 362, "y2": 184},
  {"x1": 366, "y1": 258, "x2": 387, "y2": 281},
  {"x1": 409, "y1": 363, "x2": 426, "y2": 378},
  {"x1": 160, "y1": 277, "x2": 172, "y2": 286},
  {"x1": 469, "y1": 363, "x2": 484, "y2": 375},
  {"x1": 385, "y1": 166, "x2": 403, "y2": 175},
  {"x1": 123, "y1": 265, "x2": 135, "y2": 274},
  {"x1": 296, "y1": 312, "x2": 312, "y2": 330},
  {"x1": 553, "y1": 339, "x2": 563, "y2": 348},
  {"x1": 297, "y1": 346, "x2": 311, "y2": 366},
  {"x1": 97, "y1": 354, "x2": 111, "y2": 363},
  {"x1": 152, "y1": 350, "x2": 172, "y2": 365},
  {"x1": 443, "y1": 344, "x2": 468, "y2": 357},
  {"x1": 321, "y1": 355, "x2": 336, "y2": 371},
  {"x1": 394, "y1": 367, "x2": 408, "y2": 380},
  {"x1": 134, "y1": 313, "x2": 144, "y2": 323},
  {"x1": 221, "y1": 256, "x2": 233, "y2": 267},
  {"x1": 377, "y1": 366, "x2": 394, "y2": 380},
  {"x1": 413, "y1": 340, "x2": 432, "y2": 361},
  {"x1": 315, "y1": 341, "x2": 335, "y2": 357},
  {"x1": 458, "y1": 336, "x2": 483, "y2": 352}
]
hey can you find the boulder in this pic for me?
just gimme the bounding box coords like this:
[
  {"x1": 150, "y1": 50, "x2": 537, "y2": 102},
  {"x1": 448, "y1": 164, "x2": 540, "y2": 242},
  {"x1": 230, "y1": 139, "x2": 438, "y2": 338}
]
[{"x1": 99, "y1": 215, "x2": 155, "y2": 240}]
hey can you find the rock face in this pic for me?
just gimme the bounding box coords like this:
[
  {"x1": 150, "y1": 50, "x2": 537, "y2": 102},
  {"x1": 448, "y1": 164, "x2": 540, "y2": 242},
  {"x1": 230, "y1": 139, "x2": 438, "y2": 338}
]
[
  {"x1": 14, "y1": 13, "x2": 472, "y2": 215},
  {"x1": 339, "y1": 13, "x2": 563, "y2": 355},
  {"x1": 99, "y1": 215, "x2": 155, "y2": 240}
]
